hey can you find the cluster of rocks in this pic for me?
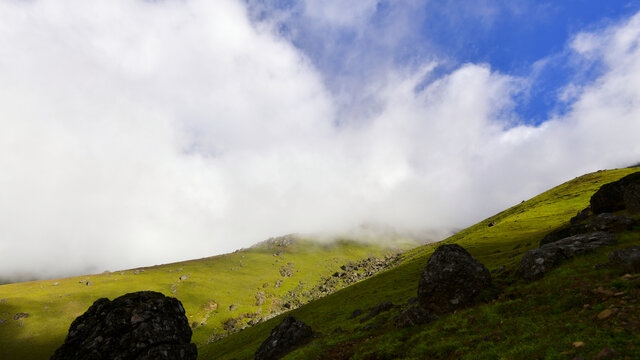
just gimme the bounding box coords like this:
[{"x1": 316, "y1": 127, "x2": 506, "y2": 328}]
[
  {"x1": 520, "y1": 172, "x2": 640, "y2": 280},
  {"x1": 278, "y1": 254, "x2": 401, "y2": 312},
  {"x1": 51, "y1": 291, "x2": 197, "y2": 360},
  {"x1": 221, "y1": 308, "x2": 262, "y2": 333},
  {"x1": 278, "y1": 263, "x2": 295, "y2": 278}
]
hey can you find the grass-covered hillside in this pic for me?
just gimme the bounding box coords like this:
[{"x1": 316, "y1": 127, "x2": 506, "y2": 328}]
[
  {"x1": 0, "y1": 235, "x2": 418, "y2": 360},
  {"x1": 200, "y1": 167, "x2": 640, "y2": 360}
]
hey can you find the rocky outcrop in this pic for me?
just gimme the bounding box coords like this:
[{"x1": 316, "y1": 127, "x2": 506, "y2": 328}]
[
  {"x1": 393, "y1": 306, "x2": 437, "y2": 328},
  {"x1": 590, "y1": 172, "x2": 640, "y2": 214},
  {"x1": 417, "y1": 244, "x2": 491, "y2": 315},
  {"x1": 51, "y1": 291, "x2": 197, "y2": 360},
  {"x1": 609, "y1": 246, "x2": 640, "y2": 273},
  {"x1": 520, "y1": 232, "x2": 616, "y2": 280},
  {"x1": 541, "y1": 213, "x2": 634, "y2": 247},
  {"x1": 255, "y1": 316, "x2": 312, "y2": 360}
]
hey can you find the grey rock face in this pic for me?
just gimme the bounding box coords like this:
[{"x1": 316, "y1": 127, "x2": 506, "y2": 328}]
[
  {"x1": 609, "y1": 246, "x2": 640, "y2": 273},
  {"x1": 589, "y1": 213, "x2": 635, "y2": 231},
  {"x1": 417, "y1": 244, "x2": 491, "y2": 315},
  {"x1": 50, "y1": 291, "x2": 197, "y2": 360},
  {"x1": 520, "y1": 232, "x2": 616, "y2": 280},
  {"x1": 255, "y1": 316, "x2": 312, "y2": 360},
  {"x1": 540, "y1": 213, "x2": 634, "y2": 247}
]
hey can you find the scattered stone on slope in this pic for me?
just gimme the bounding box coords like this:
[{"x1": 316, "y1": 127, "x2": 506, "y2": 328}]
[
  {"x1": 13, "y1": 313, "x2": 29, "y2": 320},
  {"x1": 255, "y1": 292, "x2": 266, "y2": 306},
  {"x1": 360, "y1": 302, "x2": 395, "y2": 323},
  {"x1": 279, "y1": 263, "x2": 295, "y2": 278},
  {"x1": 50, "y1": 291, "x2": 197, "y2": 360},
  {"x1": 417, "y1": 244, "x2": 491, "y2": 315},
  {"x1": 393, "y1": 306, "x2": 437, "y2": 328},
  {"x1": 278, "y1": 254, "x2": 401, "y2": 313},
  {"x1": 590, "y1": 172, "x2": 640, "y2": 214},
  {"x1": 255, "y1": 316, "x2": 312, "y2": 360},
  {"x1": 520, "y1": 232, "x2": 616, "y2": 280},
  {"x1": 609, "y1": 246, "x2": 640, "y2": 273}
]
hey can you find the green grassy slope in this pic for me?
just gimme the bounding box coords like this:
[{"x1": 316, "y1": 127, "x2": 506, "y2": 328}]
[
  {"x1": 0, "y1": 236, "x2": 416, "y2": 360},
  {"x1": 200, "y1": 168, "x2": 640, "y2": 360}
]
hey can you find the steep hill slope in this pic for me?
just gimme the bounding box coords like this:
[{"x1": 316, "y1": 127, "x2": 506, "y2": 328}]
[
  {"x1": 0, "y1": 235, "x2": 418, "y2": 360},
  {"x1": 200, "y1": 167, "x2": 640, "y2": 359}
]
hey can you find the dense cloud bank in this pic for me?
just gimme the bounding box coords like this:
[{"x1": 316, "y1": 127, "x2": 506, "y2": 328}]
[{"x1": 1, "y1": 1, "x2": 639, "y2": 279}]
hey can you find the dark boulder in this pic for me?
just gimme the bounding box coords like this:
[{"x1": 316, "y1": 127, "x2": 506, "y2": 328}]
[
  {"x1": 520, "y1": 232, "x2": 616, "y2": 280},
  {"x1": 590, "y1": 172, "x2": 640, "y2": 214},
  {"x1": 255, "y1": 316, "x2": 312, "y2": 360},
  {"x1": 518, "y1": 247, "x2": 567, "y2": 281},
  {"x1": 50, "y1": 291, "x2": 197, "y2": 360},
  {"x1": 393, "y1": 306, "x2": 437, "y2": 328},
  {"x1": 609, "y1": 246, "x2": 640, "y2": 273},
  {"x1": 625, "y1": 182, "x2": 640, "y2": 214},
  {"x1": 417, "y1": 244, "x2": 491, "y2": 315}
]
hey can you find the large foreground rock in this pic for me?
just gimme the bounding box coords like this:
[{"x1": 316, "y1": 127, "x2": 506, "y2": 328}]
[
  {"x1": 417, "y1": 244, "x2": 491, "y2": 315},
  {"x1": 255, "y1": 316, "x2": 312, "y2": 360},
  {"x1": 520, "y1": 232, "x2": 616, "y2": 280},
  {"x1": 51, "y1": 291, "x2": 197, "y2": 360},
  {"x1": 590, "y1": 172, "x2": 640, "y2": 214}
]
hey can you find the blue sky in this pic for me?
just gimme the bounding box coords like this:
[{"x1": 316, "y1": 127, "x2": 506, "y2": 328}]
[
  {"x1": 251, "y1": 1, "x2": 640, "y2": 124},
  {"x1": 2, "y1": 0, "x2": 640, "y2": 278}
]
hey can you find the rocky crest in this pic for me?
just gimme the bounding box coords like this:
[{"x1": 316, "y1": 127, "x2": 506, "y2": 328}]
[{"x1": 50, "y1": 291, "x2": 197, "y2": 360}]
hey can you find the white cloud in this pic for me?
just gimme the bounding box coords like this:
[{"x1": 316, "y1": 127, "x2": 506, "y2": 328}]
[
  {"x1": 302, "y1": 0, "x2": 380, "y2": 28},
  {"x1": 1, "y1": 1, "x2": 640, "y2": 280}
]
